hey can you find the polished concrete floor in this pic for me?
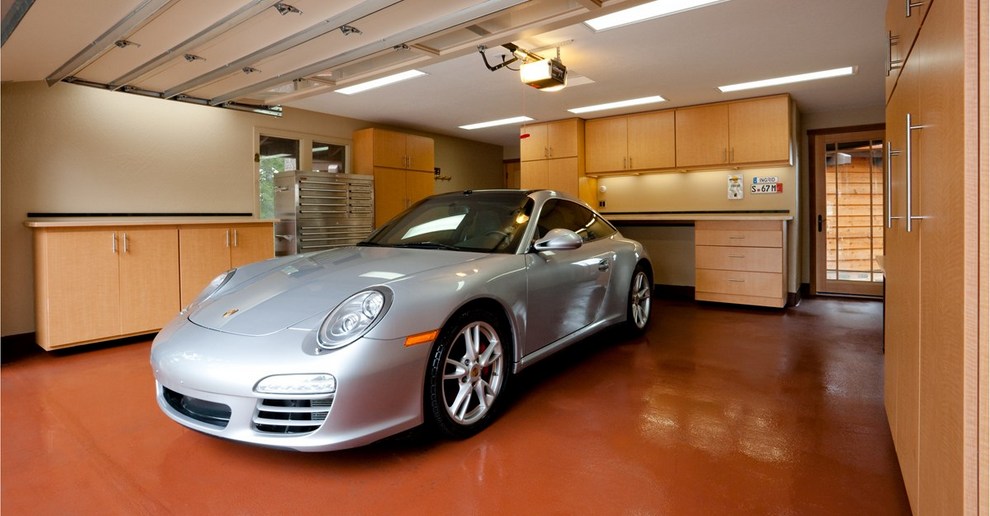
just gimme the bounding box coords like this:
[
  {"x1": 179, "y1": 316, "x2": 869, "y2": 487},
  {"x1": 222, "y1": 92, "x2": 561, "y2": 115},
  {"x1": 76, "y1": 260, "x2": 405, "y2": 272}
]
[{"x1": 2, "y1": 297, "x2": 911, "y2": 515}]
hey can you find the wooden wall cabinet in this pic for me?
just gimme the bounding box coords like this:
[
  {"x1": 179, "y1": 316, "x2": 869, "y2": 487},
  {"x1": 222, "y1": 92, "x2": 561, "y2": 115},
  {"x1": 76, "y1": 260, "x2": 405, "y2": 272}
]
[
  {"x1": 353, "y1": 128, "x2": 436, "y2": 226},
  {"x1": 694, "y1": 220, "x2": 786, "y2": 308},
  {"x1": 883, "y1": 0, "x2": 931, "y2": 101},
  {"x1": 586, "y1": 110, "x2": 675, "y2": 174},
  {"x1": 178, "y1": 223, "x2": 275, "y2": 307},
  {"x1": 882, "y1": 0, "x2": 985, "y2": 513},
  {"x1": 675, "y1": 95, "x2": 791, "y2": 169},
  {"x1": 519, "y1": 119, "x2": 596, "y2": 206},
  {"x1": 32, "y1": 226, "x2": 180, "y2": 350}
]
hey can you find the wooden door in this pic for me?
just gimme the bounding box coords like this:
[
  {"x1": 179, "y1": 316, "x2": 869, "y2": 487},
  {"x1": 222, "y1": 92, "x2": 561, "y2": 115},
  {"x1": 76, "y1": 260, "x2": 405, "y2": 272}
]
[
  {"x1": 373, "y1": 167, "x2": 407, "y2": 227},
  {"x1": 230, "y1": 224, "x2": 274, "y2": 268},
  {"x1": 675, "y1": 103, "x2": 728, "y2": 168},
  {"x1": 520, "y1": 123, "x2": 548, "y2": 161},
  {"x1": 547, "y1": 157, "x2": 578, "y2": 197},
  {"x1": 405, "y1": 134, "x2": 435, "y2": 172},
  {"x1": 883, "y1": 52, "x2": 920, "y2": 511},
  {"x1": 546, "y1": 119, "x2": 578, "y2": 158},
  {"x1": 728, "y1": 96, "x2": 790, "y2": 165},
  {"x1": 404, "y1": 170, "x2": 435, "y2": 211},
  {"x1": 372, "y1": 130, "x2": 407, "y2": 169},
  {"x1": 628, "y1": 110, "x2": 675, "y2": 170},
  {"x1": 519, "y1": 160, "x2": 549, "y2": 190},
  {"x1": 118, "y1": 227, "x2": 180, "y2": 335},
  {"x1": 38, "y1": 228, "x2": 120, "y2": 347},
  {"x1": 179, "y1": 227, "x2": 232, "y2": 307},
  {"x1": 585, "y1": 117, "x2": 627, "y2": 173}
]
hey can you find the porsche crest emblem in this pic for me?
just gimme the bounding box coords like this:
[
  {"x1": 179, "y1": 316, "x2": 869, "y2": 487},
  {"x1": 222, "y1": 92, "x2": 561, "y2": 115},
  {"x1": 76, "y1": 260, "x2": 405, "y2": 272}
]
[{"x1": 222, "y1": 308, "x2": 240, "y2": 318}]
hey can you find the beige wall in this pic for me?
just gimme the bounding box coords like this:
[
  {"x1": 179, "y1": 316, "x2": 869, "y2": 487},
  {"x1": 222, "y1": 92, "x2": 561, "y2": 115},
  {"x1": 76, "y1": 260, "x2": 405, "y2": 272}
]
[{"x1": 1, "y1": 81, "x2": 504, "y2": 336}]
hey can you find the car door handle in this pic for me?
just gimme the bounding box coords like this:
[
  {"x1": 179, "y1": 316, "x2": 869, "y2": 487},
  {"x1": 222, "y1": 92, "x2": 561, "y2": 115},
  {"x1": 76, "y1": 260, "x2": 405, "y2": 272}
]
[{"x1": 598, "y1": 259, "x2": 610, "y2": 272}]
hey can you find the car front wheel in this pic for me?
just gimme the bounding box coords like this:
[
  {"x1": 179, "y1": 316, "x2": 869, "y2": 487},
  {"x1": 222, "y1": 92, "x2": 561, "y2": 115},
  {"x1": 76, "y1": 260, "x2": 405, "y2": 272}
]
[{"x1": 426, "y1": 309, "x2": 509, "y2": 439}]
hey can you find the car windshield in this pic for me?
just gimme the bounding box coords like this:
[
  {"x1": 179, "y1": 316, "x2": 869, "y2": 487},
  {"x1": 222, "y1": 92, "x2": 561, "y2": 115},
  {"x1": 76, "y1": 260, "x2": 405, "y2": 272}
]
[{"x1": 360, "y1": 191, "x2": 534, "y2": 253}]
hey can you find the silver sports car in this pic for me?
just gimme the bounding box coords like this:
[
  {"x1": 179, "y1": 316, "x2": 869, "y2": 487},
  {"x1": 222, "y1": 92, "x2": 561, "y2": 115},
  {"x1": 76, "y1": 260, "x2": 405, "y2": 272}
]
[{"x1": 151, "y1": 189, "x2": 652, "y2": 451}]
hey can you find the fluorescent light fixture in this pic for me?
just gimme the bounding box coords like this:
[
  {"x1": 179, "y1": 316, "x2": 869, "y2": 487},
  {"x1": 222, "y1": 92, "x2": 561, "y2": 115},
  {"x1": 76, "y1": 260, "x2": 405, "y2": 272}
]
[
  {"x1": 335, "y1": 70, "x2": 426, "y2": 95},
  {"x1": 568, "y1": 95, "x2": 667, "y2": 114},
  {"x1": 459, "y1": 116, "x2": 534, "y2": 130},
  {"x1": 718, "y1": 66, "x2": 857, "y2": 93},
  {"x1": 585, "y1": 0, "x2": 728, "y2": 31}
]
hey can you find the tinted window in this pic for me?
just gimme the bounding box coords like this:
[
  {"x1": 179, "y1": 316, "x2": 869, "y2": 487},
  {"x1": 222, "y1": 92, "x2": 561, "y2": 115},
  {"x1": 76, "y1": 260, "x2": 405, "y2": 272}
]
[{"x1": 535, "y1": 200, "x2": 615, "y2": 243}]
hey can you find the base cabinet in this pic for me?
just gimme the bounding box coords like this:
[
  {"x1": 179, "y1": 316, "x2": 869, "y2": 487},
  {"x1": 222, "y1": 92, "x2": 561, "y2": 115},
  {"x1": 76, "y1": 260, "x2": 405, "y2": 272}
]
[
  {"x1": 32, "y1": 226, "x2": 180, "y2": 350},
  {"x1": 694, "y1": 220, "x2": 787, "y2": 308},
  {"x1": 29, "y1": 220, "x2": 275, "y2": 350}
]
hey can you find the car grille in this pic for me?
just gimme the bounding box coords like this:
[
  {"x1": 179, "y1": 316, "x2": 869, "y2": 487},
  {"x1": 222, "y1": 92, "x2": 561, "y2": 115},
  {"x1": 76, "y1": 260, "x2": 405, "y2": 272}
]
[
  {"x1": 253, "y1": 398, "x2": 333, "y2": 434},
  {"x1": 162, "y1": 387, "x2": 231, "y2": 429}
]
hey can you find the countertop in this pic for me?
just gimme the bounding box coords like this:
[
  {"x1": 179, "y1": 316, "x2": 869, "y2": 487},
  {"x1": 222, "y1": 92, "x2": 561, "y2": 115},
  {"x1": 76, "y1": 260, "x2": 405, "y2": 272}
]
[
  {"x1": 602, "y1": 212, "x2": 793, "y2": 223},
  {"x1": 24, "y1": 217, "x2": 278, "y2": 228}
]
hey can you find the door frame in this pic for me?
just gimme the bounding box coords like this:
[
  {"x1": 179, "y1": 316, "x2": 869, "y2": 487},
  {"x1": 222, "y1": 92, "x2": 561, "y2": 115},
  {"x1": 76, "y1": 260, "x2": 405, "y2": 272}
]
[{"x1": 807, "y1": 123, "x2": 885, "y2": 297}]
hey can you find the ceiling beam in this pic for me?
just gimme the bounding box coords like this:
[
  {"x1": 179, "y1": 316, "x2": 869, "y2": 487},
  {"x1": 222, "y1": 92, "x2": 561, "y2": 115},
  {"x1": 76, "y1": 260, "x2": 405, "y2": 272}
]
[
  {"x1": 207, "y1": 0, "x2": 529, "y2": 106},
  {"x1": 44, "y1": 0, "x2": 177, "y2": 86},
  {"x1": 109, "y1": 0, "x2": 283, "y2": 90}
]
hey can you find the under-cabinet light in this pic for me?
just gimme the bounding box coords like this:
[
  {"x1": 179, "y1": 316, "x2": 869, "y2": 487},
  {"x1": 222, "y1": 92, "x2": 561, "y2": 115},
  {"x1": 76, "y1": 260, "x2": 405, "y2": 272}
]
[
  {"x1": 335, "y1": 70, "x2": 427, "y2": 95},
  {"x1": 568, "y1": 95, "x2": 666, "y2": 114},
  {"x1": 584, "y1": 0, "x2": 729, "y2": 32},
  {"x1": 459, "y1": 116, "x2": 534, "y2": 130},
  {"x1": 717, "y1": 66, "x2": 857, "y2": 93}
]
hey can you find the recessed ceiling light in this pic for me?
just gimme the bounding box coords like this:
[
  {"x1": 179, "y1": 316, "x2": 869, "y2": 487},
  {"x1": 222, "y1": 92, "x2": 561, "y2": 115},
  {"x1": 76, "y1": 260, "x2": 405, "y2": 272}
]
[
  {"x1": 459, "y1": 116, "x2": 534, "y2": 130},
  {"x1": 335, "y1": 70, "x2": 427, "y2": 95},
  {"x1": 718, "y1": 66, "x2": 857, "y2": 93},
  {"x1": 568, "y1": 96, "x2": 667, "y2": 114},
  {"x1": 584, "y1": 0, "x2": 729, "y2": 32}
]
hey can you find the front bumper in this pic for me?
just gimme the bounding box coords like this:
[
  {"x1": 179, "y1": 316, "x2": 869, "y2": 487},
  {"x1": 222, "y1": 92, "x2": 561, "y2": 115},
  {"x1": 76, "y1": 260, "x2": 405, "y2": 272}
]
[{"x1": 150, "y1": 317, "x2": 432, "y2": 451}]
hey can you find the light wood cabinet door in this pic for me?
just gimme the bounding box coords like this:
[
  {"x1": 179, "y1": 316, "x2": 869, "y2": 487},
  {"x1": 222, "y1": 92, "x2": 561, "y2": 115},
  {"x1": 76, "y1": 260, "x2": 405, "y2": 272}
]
[
  {"x1": 229, "y1": 224, "x2": 274, "y2": 268},
  {"x1": 728, "y1": 95, "x2": 790, "y2": 165},
  {"x1": 405, "y1": 134, "x2": 435, "y2": 172},
  {"x1": 372, "y1": 130, "x2": 407, "y2": 169},
  {"x1": 627, "y1": 110, "x2": 675, "y2": 170},
  {"x1": 118, "y1": 227, "x2": 179, "y2": 335},
  {"x1": 37, "y1": 228, "x2": 121, "y2": 348},
  {"x1": 373, "y1": 167, "x2": 407, "y2": 226},
  {"x1": 520, "y1": 124, "x2": 549, "y2": 161},
  {"x1": 585, "y1": 117, "x2": 628, "y2": 173},
  {"x1": 179, "y1": 227, "x2": 234, "y2": 307},
  {"x1": 405, "y1": 170, "x2": 435, "y2": 209},
  {"x1": 547, "y1": 157, "x2": 579, "y2": 197},
  {"x1": 519, "y1": 160, "x2": 549, "y2": 190},
  {"x1": 546, "y1": 119, "x2": 579, "y2": 158},
  {"x1": 884, "y1": 0, "x2": 929, "y2": 101},
  {"x1": 675, "y1": 103, "x2": 728, "y2": 168}
]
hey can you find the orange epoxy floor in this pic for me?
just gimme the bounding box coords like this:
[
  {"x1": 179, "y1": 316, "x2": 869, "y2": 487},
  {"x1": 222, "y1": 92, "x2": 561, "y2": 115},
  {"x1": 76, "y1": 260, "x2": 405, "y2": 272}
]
[{"x1": 1, "y1": 298, "x2": 911, "y2": 515}]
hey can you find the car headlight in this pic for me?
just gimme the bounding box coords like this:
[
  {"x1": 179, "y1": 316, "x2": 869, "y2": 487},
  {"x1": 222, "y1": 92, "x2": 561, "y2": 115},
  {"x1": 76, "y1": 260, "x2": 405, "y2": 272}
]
[
  {"x1": 318, "y1": 289, "x2": 392, "y2": 349},
  {"x1": 255, "y1": 374, "x2": 336, "y2": 395},
  {"x1": 181, "y1": 269, "x2": 235, "y2": 315}
]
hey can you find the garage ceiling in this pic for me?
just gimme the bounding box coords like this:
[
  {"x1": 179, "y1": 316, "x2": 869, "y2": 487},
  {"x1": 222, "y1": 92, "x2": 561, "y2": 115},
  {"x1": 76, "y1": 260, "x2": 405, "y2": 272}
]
[{"x1": 1, "y1": 0, "x2": 886, "y2": 150}]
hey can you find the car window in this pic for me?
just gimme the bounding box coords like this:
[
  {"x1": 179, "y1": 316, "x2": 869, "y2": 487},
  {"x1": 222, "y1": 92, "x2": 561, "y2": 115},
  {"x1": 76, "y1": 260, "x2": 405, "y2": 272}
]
[
  {"x1": 535, "y1": 199, "x2": 616, "y2": 243},
  {"x1": 361, "y1": 192, "x2": 533, "y2": 253}
]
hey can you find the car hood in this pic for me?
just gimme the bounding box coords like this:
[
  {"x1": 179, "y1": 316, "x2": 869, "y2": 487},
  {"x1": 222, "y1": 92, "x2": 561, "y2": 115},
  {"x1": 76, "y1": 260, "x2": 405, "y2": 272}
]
[{"x1": 188, "y1": 246, "x2": 485, "y2": 336}]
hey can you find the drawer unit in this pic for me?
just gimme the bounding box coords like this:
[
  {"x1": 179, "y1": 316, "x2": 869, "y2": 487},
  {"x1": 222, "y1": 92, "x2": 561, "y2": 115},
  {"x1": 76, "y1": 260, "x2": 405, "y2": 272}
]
[{"x1": 695, "y1": 220, "x2": 786, "y2": 308}]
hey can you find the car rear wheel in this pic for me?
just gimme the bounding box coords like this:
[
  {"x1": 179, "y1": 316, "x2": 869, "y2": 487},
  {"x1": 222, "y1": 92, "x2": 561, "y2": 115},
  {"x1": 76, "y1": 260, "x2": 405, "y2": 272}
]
[
  {"x1": 626, "y1": 265, "x2": 652, "y2": 333},
  {"x1": 427, "y1": 309, "x2": 509, "y2": 439}
]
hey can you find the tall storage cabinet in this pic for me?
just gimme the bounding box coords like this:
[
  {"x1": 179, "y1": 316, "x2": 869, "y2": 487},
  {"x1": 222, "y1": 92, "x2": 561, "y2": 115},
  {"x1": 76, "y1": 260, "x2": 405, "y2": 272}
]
[
  {"x1": 353, "y1": 128, "x2": 435, "y2": 226},
  {"x1": 882, "y1": 0, "x2": 986, "y2": 513},
  {"x1": 519, "y1": 118, "x2": 596, "y2": 206}
]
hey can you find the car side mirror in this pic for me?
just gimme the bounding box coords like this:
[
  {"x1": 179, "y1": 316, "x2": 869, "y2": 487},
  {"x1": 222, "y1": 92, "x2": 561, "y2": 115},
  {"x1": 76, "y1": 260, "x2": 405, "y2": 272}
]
[{"x1": 533, "y1": 228, "x2": 583, "y2": 252}]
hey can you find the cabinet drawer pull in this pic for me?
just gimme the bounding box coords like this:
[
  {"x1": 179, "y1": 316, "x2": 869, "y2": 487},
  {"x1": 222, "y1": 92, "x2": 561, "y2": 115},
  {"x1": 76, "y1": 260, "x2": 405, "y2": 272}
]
[
  {"x1": 905, "y1": 0, "x2": 923, "y2": 17},
  {"x1": 729, "y1": 236, "x2": 745, "y2": 240},
  {"x1": 112, "y1": 232, "x2": 118, "y2": 254},
  {"x1": 728, "y1": 254, "x2": 746, "y2": 258},
  {"x1": 729, "y1": 279, "x2": 745, "y2": 283}
]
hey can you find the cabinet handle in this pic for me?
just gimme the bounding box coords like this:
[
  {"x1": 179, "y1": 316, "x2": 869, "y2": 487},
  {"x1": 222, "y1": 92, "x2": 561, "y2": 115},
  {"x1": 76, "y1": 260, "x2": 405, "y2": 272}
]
[
  {"x1": 122, "y1": 233, "x2": 129, "y2": 254},
  {"x1": 112, "y1": 232, "x2": 118, "y2": 254},
  {"x1": 225, "y1": 229, "x2": 230, "y2": 247},
  {"x1": 729, "y1": 148, "x2": 734, "y2": 162},
  {"x1": 886, "y1": 141, "x2": 903, "y2": 228},
  {"x1": 905, "y1": 0, "x2": 923, "y2": 17},
  {"x1": 887, "y1": 32, "x2": 902, "y2": 75},
  {"x1": 729, "y1": 254, "x2": 746, "y2": 258},
  {"x1": 729, "y1": 236, "x2": 745, "y2": 240},
  {"x1": 723, "y1": 148, "x2": 728, "y2": 163},
  {"x1": 628, "y1": 156, "x2": 633, "y2": 169},
  {"x1": 729, "y1": 279, "x2": 745, "y2": 283},
  {"x1": 906, "y1": 113, "x2": 926, "y2": 232},
  {"x1": 546, "y1": 147, "x2": 551, "y2": 159},
  {"x1": 233, "y1": 229, "x2": 239, "y2": 247}
]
